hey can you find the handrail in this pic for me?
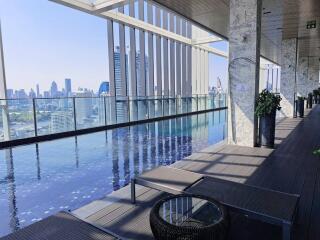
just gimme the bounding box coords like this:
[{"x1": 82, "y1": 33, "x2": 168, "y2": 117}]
[{"x1": 0, "y1": 94, "x2": 227, "y2": 145}]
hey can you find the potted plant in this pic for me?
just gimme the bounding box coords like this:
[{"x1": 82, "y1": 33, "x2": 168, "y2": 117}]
[
  {"x1": 313, "y1": 148, "x2": 320, "y2": 157},
  {"x1": 307, "y1": 92, "x2": 313, "y2": 109},
  {"x1": 297, "y1": 96, "x2": 305, "y2": 118},
  {"x1": 255, "y1": 89, "x2": 282, "y2": 148}
]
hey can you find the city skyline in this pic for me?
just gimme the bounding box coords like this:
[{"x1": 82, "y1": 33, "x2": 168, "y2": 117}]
[
  {"x1": 0, "y1": 0, "x2": 108, "y2": 91},
  {"x1": 6, "y1": 79, "x2": 109, "y2": 99}
]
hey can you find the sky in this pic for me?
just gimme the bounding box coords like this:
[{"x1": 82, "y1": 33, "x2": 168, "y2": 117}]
[
  {"x1": 0, "y1": 0, "x2": 108, "y2": 93},
  {"x1": 0, "y1": 0, "x2": 228, "y2": 94}
]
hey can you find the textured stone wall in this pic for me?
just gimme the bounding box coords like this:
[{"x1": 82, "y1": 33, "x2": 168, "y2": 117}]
[
  {"x1": 280, "y1": 39, "x2": 297, "y2": 118},
  {"x1": 297, "y1": 57, "x2": 319, "y2": 98},
  {"x1": 309, "y1": 57, "x2": 320, "y2": 85},
  {"x1": 228, "y1": 0, "x2": 262, "y2": 147}
]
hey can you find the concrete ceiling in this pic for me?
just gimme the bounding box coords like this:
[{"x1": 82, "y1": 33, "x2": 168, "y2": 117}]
[{"x1": 153, "y1": 0, "x2": 320, "y2": 64}]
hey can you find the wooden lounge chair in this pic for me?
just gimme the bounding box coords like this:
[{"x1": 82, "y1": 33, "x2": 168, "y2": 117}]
[
  {"x1": 131, "y1": 166, "x2": 300, "y2": 240},
  {"x1": 1, "y1": 211, "x2": 120, "y2": 240}
]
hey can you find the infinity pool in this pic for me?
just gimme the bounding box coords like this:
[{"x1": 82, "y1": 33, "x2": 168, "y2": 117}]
[{"x1": 0, "y1": 110, "x2": 226, "y2": 237}]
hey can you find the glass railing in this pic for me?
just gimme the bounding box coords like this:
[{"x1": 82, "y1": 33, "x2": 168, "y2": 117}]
[{"x1": 0, "y1": 94, "x2": 227, "y2": 142}]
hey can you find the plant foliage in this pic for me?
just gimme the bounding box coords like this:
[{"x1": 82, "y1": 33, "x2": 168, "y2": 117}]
[
  {"x1": 255, "y1": 89, "x2": 282, "y2": 117},
  {"x1": 313, "y1": 148, "x2": 320, "y2": 156}
]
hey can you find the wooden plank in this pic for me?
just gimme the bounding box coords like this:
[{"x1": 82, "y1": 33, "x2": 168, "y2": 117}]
[
  {"x1": 75, "y1": 106, "x2": 320, "y2": 240},
  {"x1": 2, "y1": 212, "x2": 117, "y2": 240}
]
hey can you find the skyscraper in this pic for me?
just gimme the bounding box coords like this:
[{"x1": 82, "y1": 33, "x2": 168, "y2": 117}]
[
  {"x1": 6, "y1": 89, "x2": 13, "y2": 99},
  {"x1": 44, "y1": 91, "x2": 50, "y2": 98},
  {"x1": 98, "y1": 82, "x2": 110, "y2": 96},
  {"x1": 36, "y1": 84, "x2": 40, "y2": 97},
  {"x1": 113, "y1": 47, "x2": 129, "y2": 122},
  {"x1": 29, "y1": 89, "x2": 36, "y2": 98},
  {"x1": 50, "y1": 81, "x2": 58, "y2": 97},
  {"x1": 65, "y1": 78, "x2": 72, "y2": 97},
  {"x1": 74, "y1": 88, "x2": 93, "y2": 126}
]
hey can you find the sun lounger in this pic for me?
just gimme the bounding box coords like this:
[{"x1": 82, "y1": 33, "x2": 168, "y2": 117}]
[{"x1": 131, "y1": 166, "x2": 299, "y2": 240}]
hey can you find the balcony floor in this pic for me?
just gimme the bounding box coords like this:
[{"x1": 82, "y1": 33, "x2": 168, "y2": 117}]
[{"x1": 74, "y1": 106, "x2": 320, "y2": 240}]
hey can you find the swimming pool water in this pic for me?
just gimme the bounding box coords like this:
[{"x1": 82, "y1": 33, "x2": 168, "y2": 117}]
[{"x1": 0, "y1": 110, "x2": 226, "y2": 237}]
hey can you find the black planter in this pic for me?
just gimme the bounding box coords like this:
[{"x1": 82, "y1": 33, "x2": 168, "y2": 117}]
[
  {"x1": 297, "y1": 99, "x2": 304, "y2": 117},
  {"x1": 307, "y1": 95, "x2": 313, "y2": 109},
  {"x1": 259, "y1": 111, "x2": 276, "y2": 148}
]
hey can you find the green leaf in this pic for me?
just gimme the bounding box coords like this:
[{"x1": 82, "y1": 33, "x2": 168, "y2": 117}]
[{"x1": 255, "y1": 89, "x2": 282, "y2": 117}]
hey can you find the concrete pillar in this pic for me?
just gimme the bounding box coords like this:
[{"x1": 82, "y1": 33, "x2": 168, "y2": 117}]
[
  {"x1": 107, "y1": 20, "x2": 115, "y2": 97},
  {"x1": 162, "y1": 11, "x2": 169, "y2": 96},
  {"x1": 0, "y1": 21, "x2": 10, "y2": 140},
  {"x1": 280, "y1": 38, "x2": 298, "y2": 117},
  {"x1": 138, "y1": 0, "x2": 146, "y2": 96},
  {"x1": 155, "y1": 8, "x2": 162, "y2": 96},
  {"x1": 129, "y1": 3, "x2": 137, "y2": 96},
  {"x1": 297, "y1": 57, "x2": 318, "y2": 97},
  {"x1": 186, "y1": 22, "x2": 192, "y2": 97},
  {"x1": 147, "y1": 2, "x2": 154, "y2": 96},
  {"x1": 175, "y1": 17, "x2": 181, "y2": 96},
  {"x1": 309, "y1": 57, "x2": 320, "y2": 86},
  {"x1": 181, "y1": 20, "x2": 187, "y2": 97},
  {"x1": 228, "y1": 0, "x2": 262, "y2": 147},
  {"x1": 204, "y1": 51, "x2": 209, "y2": 94},
  {"x1": 118, "y1": 6, "x2": 127, "y2": 96},
  {"x1": 169, "y1": 13, "x2": 175, "y2": 96},
  {"x1": 191, "y1": 47, "x2": 197, "y2": 95}
]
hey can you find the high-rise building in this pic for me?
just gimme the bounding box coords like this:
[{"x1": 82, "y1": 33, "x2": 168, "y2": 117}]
[
  {"x1": 16, "y1": 89, "x2": 27, "y2": 99},
  {"x1": 114, "y1": 47, "x2": 129, "y2": 122},
  {"x1": 65, "y1": 78, "x2": 72, "y2": 97},
  {"x1": 75, "y1": 88, "x2": 93, "y2": 126},
  {"x1": 43, "y1": 91, "x2": 50, "y2": 98},
  {"x1": 50, "y1": 81, "x2": 58, "y2": 97},
  {"x1": 50, "y1": 111, "x2": 74, "y2": 133},
  {"x1": 36, "y1": 84, "x2": 40, "y2": 97},
  {"x1": 6, "y1": 89, "x2": 13, "y2": 99},
  {"x1": 98, "y1": 82, "x2": 110, "y2": 96},
  {"x1": 29, "y1": 89, "x2": 36, "y2": 99}
]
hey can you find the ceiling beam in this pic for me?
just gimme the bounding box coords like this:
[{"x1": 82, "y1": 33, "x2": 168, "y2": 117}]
[
  {"x1": 93, "y1": 0, "x2": 128, "y2": 13},
  {"x1": 191, "y1": 35, "x2": 222, "y2": 45},
  {"x1": 50, "y1": 0, "x2": 93, "y2": 13},
  {"x1": 49, "y1": 0, "x2": 228, "y2": 58},
  {"x1": 102, "y1": 11, "x2": 228, "y2": 57}
]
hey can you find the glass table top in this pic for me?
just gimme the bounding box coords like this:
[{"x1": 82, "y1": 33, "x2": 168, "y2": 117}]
[{"x1": 158, "y1": 195, "x2": 222, "y2": 228}]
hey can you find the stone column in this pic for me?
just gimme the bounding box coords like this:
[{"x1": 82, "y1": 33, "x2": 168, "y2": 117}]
[
  {"x1": 280, "y1": 38, "x2": 298, "y2": 117},
  {"x1": 297, "y1": 57, "x2": 319, "y2": 97},
  {"x1": 309, "y1": 57, "x2": 320, "y2": 89},
  {"x1": 228, "y1": 0, "x2": 262, "y2": 147}
]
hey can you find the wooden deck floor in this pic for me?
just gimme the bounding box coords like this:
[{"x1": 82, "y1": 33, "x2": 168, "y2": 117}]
[{"x1": 74, "y1": 106, "x2": 320, "y2": 240}]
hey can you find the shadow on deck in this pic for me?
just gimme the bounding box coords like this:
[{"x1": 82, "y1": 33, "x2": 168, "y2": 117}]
[{"x1": 75, "y1": 106, "x2": 320, "y2": 240}]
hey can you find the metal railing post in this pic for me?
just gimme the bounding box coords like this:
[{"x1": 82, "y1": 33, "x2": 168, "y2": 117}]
[
  {"x1": 127, "y1": 96, "x2": 131, "y2": 122},
  {"x1": 225, "y1": 93, "x2": 227, "y2": 107},
  {"x1": 73, "y1": 97, "x2": 77, "y2": 130},
  {"x1": 176, "y1": 96, "x2": 179, "y2": 115},
  {"x1": 146, "y1": 97, "x2": 149, "y2": 119},
  {"x1": 32, "y1": 98, "x2": 38, "y2": 137},
  {"x1": 196, "y1": 94, "x2": 199, "y2": 111},
  {"x1": 104, "y1": 96, "x2": 107, "y2": 126},
  {"x1": 162, "y1": 96, "x2": 164, "y2": 117},
  {"x1": 205, "y1": 95, "x2": 207, "y2": 110}
]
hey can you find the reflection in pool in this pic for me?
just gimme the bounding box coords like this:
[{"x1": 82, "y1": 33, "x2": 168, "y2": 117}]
[{"x1": 0, "y1": 110, "x2": 226, "y2": 237}]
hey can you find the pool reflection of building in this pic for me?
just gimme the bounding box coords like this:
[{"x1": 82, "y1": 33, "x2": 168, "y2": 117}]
[{"x1": 1, "y1": 110, "x2": 226, "y2": 236}]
